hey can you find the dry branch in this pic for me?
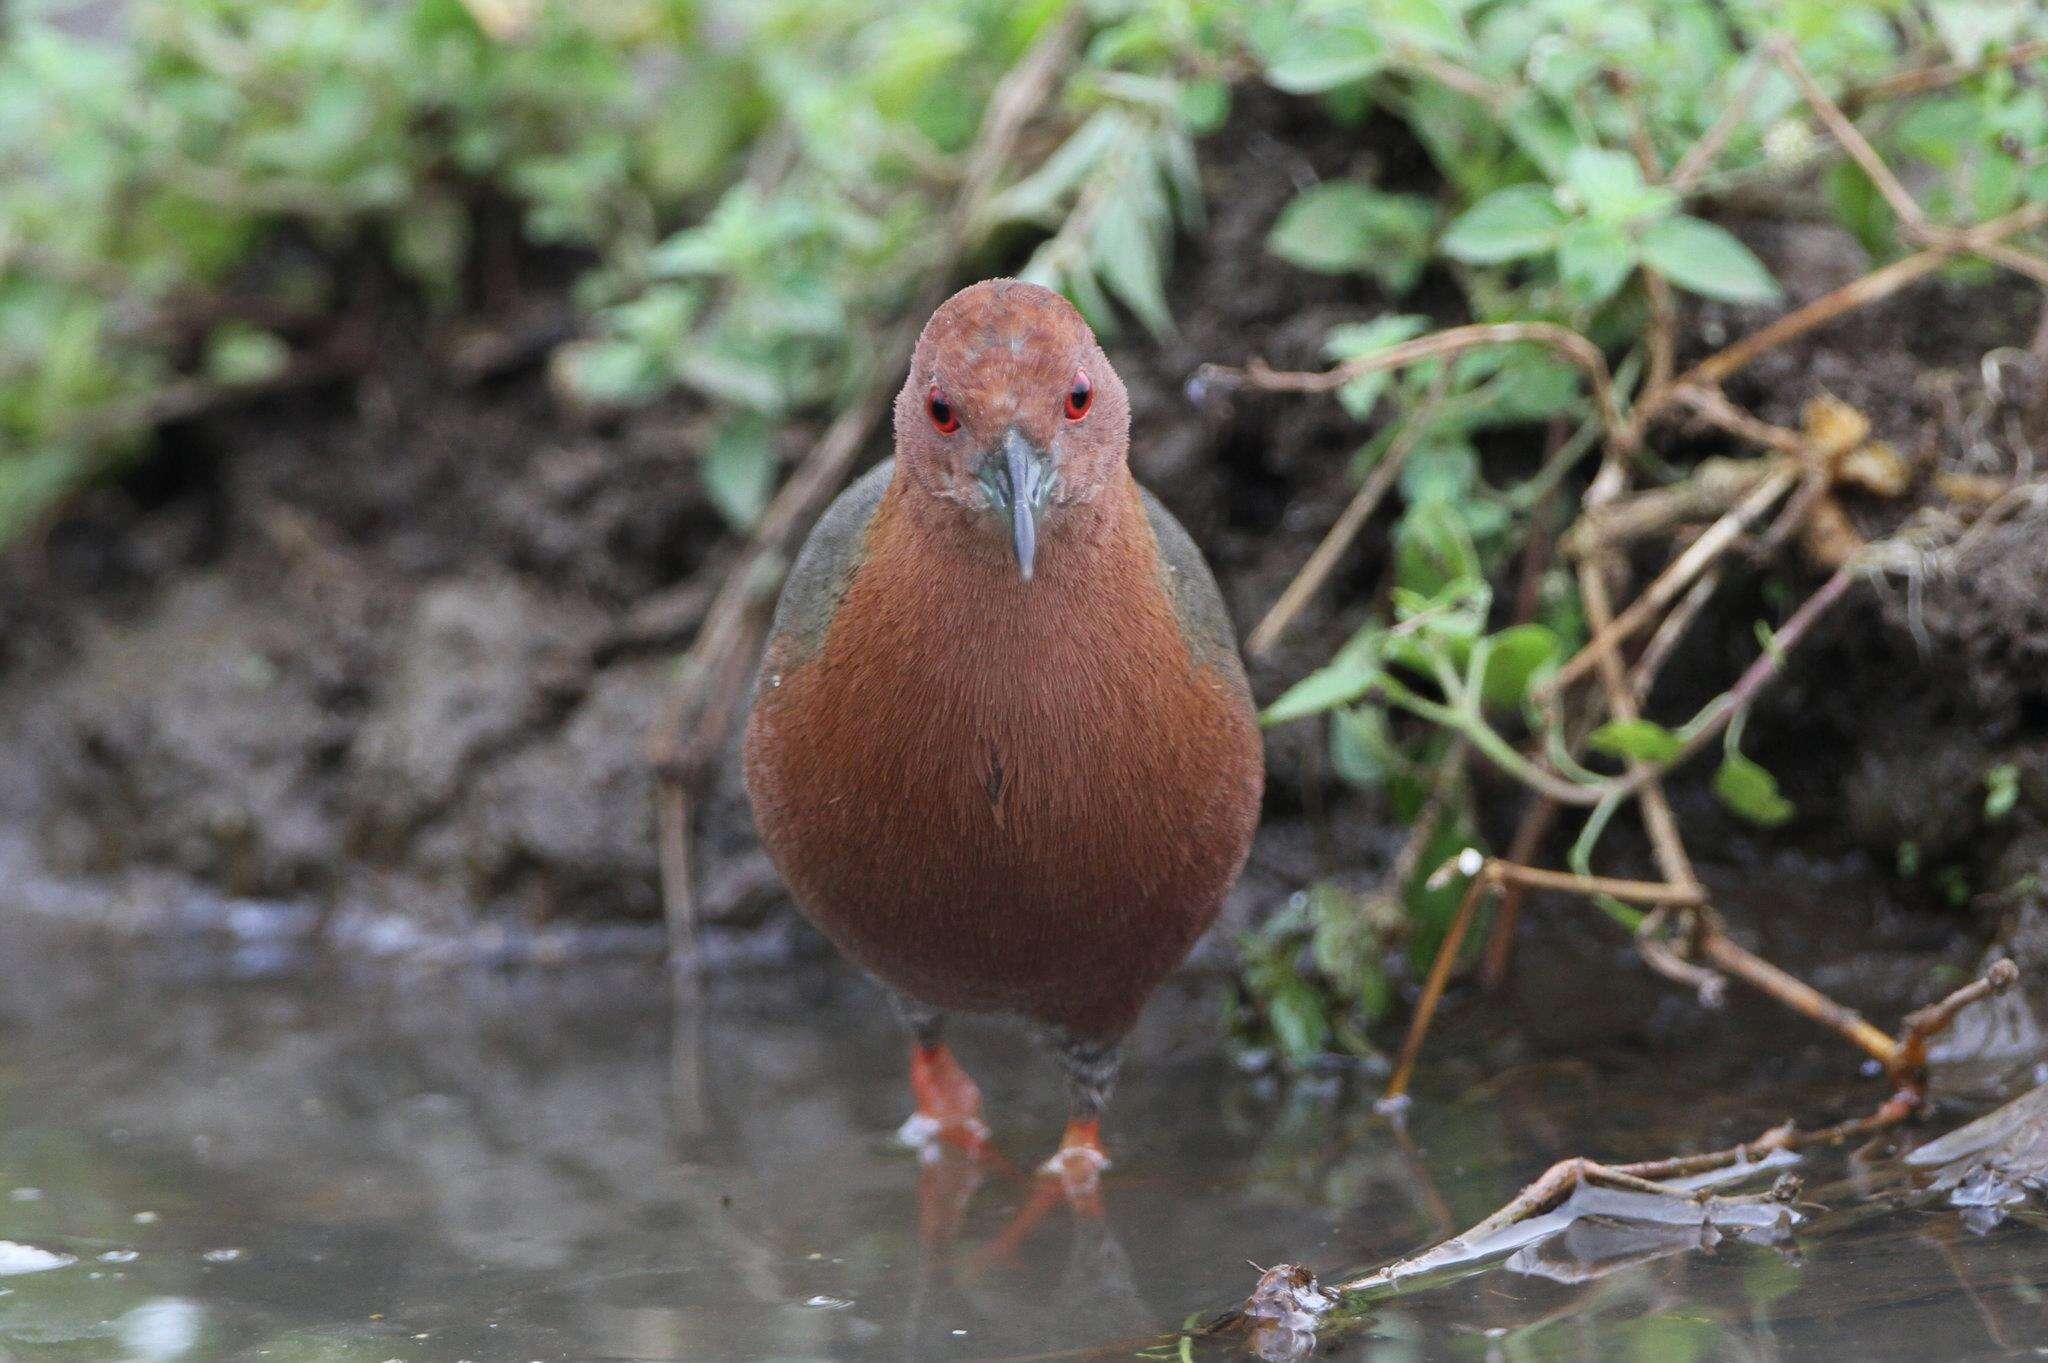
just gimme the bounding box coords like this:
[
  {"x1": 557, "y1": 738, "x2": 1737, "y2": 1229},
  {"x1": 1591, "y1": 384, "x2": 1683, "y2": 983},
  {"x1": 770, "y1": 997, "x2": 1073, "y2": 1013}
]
[
  {"x1": 1199, "y1": 321, "x2": 1626, "y2": 440},
  {"x1": 1246, "y1": 373, "x2": 1453, "y2": 657}
]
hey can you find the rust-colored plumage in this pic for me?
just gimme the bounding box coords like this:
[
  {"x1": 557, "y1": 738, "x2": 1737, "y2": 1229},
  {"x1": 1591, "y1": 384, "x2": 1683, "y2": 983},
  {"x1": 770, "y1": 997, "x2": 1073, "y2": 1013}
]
[{"x1": 743, "y1": 279, "x2": 1262, "y2": 1179}]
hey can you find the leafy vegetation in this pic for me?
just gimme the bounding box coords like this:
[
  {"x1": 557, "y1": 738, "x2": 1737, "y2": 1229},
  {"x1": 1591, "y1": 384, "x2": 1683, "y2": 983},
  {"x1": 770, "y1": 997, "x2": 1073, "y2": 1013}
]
[{"x1": 1227, "y1": 0, "x2": 2047, "y2": 1070}]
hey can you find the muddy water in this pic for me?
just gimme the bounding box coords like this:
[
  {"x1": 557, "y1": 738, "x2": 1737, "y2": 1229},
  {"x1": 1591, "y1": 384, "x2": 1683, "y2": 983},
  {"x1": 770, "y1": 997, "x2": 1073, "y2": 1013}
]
[{"x1": 0, "y1": 919, "x2": 2043, "y2": 1363}]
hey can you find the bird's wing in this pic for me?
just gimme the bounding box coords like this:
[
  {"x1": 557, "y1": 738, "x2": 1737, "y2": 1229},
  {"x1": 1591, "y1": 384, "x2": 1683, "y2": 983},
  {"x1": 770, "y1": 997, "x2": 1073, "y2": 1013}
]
[
  {"x1": 762, "y1": 458, "x2": 895, "y2": 671},
  {"x1": 1137, "y1": 485, "x2": 1254, "y2": 694}
]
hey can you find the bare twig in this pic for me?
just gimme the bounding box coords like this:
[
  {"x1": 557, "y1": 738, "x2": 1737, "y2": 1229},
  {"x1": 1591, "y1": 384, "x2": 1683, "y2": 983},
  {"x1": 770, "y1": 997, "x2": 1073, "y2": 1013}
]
[
  {"x1": 1894, "y1": 959, "x2": 2021, "y2": 1079},
  {"x1": 1667, "y1": 385, "x2": 1807, "y2": 454},
  {"x1": 1546, "y1": 468, "x2": 1798, "y2": 696},
  {"x1": 1774, "y1": 38, "x2": 1928, "y2": 233},
  {"x1": 1630, "y1": 568, "x2": 1722, "y2": 704},
  {"x1": 1970, "y1": 240, "x2": 2048, "y2": 289},
  {"x1": 1844, "y1": 38, "x2": 2048, "y2": 111},
  {"x1": 1386, "y1": 853, "x2": 1710, "y2": 1105},
  {"x1": 1477, "y1": 858, "x2": 1704, "y2": 906},
  {"x1": 1692, "y1": 909, "x2": 1900, "y2": 1066},
  {"x1": 1381, "y1": 872, "x2": 1492, "y2": 1108},
  {"x1": 1577, "y1": 560, "x2": 1701, "y2": 893},
  {"x1": 1478, "y1": 796, "x2": 1558, "y2": 990},
  {"x1": 1669, "y1": 56, "x2": 1776, "y2": 193},
  {"x1": 1201, "y1": 321, "x2": 1626, "y2": 442},
  {"x1": 1247, "y1": 373, "x2": 1453, "y2": 657},
  {"x1": 1668, "y1": 202, "x2": 2048, "y2": 396}
]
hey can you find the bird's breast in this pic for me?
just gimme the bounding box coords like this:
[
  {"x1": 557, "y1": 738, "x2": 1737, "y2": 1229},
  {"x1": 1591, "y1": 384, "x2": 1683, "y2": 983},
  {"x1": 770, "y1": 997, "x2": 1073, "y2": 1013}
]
[{"x1": 743, "y1": 482, "x2": 1263, "y2": 1029}]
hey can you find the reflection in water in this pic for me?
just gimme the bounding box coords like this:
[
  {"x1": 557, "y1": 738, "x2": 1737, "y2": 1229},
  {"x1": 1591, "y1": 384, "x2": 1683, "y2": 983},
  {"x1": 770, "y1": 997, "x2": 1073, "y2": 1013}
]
[{"x1": 0, "y1": 917, "x2": 2041, "y2": 1361}]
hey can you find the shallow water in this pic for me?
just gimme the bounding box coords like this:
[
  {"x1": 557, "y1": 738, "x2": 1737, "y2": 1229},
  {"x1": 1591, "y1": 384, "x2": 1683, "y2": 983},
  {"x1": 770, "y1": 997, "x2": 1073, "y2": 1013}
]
[{"x1": 0, "y1": 920, "x2": 2044, "y2": 1363}]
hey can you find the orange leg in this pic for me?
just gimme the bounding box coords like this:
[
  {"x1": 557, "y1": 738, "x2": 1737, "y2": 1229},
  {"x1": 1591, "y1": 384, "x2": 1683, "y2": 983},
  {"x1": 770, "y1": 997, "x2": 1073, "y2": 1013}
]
[
  {"x1": 902, "y1": 1042, "x2": 991, "y2": 1156},
  {"x1": 1041, "y1": 1116, "x2": 1109, "y2": 1207}
]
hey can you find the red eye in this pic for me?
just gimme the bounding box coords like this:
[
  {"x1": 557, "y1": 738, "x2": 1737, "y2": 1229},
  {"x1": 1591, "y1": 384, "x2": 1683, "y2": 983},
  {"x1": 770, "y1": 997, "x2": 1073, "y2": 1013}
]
[
  {"x1": 1064, "y1": 370, "x2": 1092, "y2": 421},
  {"x1": 927, "y1": 387, "x2": 959, "y2": 434}
]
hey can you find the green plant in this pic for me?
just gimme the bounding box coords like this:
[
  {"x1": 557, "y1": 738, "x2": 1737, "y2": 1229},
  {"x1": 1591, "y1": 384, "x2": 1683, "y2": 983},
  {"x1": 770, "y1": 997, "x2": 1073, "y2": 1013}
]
[
  {"x1": 1, "y1": 0, "x2": 1238, "y2": 540},
  {"x1": 1, "y1": 0, "x2": 759, "y2": 540},
  {"x1": 1227, "y1": 0, "x2": 2048, "y2": 1067}
]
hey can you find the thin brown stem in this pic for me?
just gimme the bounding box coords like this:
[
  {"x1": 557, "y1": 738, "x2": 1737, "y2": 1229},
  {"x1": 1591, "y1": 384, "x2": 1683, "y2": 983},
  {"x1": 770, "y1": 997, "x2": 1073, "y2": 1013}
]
[
  {"x1": 1381, "y1": 874, "x2": 1494, "y2": 1107},
  {"x1": 1667, "y1": 202, "x2": 2048, "y2": 397},
  {"x1": 1894, "y1": 959, "x2": 2020, "y2": 1079},
  {"x1": 1844, "y1": 38, "x2": 2048, "y2": 111},
  {"x1": 1547, "y1": 469, "x2": 1797, "y2": 697},
  {"x1": 1578, "y1": 560, "x2": 1700, "y2": 891},
  {"x1": 1480, "y1": 796, "x2": 1559, "y2": 990},
  {"x1": 1206, "y1": 322, "x2": 1624, "y2": 441},
  {"x1": 1668, "y1": 385, "x2": 1807, "y2": 454},
  {"x1": 1482, "y1": 858, "x2": 1704, "y2": 906},
  {"x1": 1631, "y1": 568, "x2": 1721, "y2": 704},
  {"x1": 1694, "y1": 911, "x2": 1900, "y2": 1066},
  {"x1": 1774, "y1": 38, "x2": 1927, "y2": 233},
  {"x1": 1601, "y1": 560, "x2": 1857, "y2": 803},
  {"x1": 1971, "y1": 240, "x2": 2048, "y2": 288},
  {"x1": 1247, "y1": 374, "x2": 1453, "y2": 657},
  {"x1": 1670, "y1": 57, "x2": 1775, "y2": 192}
]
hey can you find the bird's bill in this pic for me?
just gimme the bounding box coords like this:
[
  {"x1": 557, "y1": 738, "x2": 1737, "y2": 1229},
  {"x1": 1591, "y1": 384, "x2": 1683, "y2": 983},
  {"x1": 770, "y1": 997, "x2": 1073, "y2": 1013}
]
[{"x1": 983, "y1": 429, "x2": 1056, "y2": 581}]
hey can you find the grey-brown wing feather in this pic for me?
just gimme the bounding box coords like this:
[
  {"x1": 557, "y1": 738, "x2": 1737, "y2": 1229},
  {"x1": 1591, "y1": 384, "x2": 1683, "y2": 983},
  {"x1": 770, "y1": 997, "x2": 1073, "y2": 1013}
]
[
  {"x1": 764, "y1": 458, "x2": 894, "y2": 670},
  {"x1": 1138, "y1": 486, "x2": 1252, "y2": 697}
]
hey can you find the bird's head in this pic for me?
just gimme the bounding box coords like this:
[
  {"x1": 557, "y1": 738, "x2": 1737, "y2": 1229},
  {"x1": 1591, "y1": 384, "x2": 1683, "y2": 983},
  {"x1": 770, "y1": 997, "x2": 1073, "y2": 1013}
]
[{"x1": 893, "y1": 279, "x2": 1130, "y2": 581}]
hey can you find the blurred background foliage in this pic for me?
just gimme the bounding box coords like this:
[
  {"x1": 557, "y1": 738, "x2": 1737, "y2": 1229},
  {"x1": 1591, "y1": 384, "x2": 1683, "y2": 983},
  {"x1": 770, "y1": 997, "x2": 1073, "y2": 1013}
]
[{"x1": 4, "y1": 0, "x2": 2044, "y2": 1069}]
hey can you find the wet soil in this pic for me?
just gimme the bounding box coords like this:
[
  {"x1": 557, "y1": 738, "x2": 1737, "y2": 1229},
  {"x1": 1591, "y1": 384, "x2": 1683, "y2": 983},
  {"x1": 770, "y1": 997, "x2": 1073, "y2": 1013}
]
[{"x1": 0, "y1": 89, "x2": 2042, "y2": 962}]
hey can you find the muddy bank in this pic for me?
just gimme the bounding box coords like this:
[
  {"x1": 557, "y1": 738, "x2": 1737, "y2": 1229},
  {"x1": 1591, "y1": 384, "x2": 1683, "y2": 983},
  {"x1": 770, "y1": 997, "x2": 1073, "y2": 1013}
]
[{"x1": 0, "y1": 90, "x2": 2041, "y2": 964}]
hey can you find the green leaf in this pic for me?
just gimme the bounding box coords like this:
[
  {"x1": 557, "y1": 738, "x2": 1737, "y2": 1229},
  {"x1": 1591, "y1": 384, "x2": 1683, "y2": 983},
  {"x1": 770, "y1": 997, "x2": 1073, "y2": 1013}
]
[
  {"x1": 1268, "y1": 183, "x2": 1436, "y2": 293},
  {"x1": 1394, "y1": 499, "x2": 1483, "y2": 602},
  {"x1": 1264, "y1": 633, "x2": 1385, "y2": 725},
  {"x1": 1714, "y1": 753, "x2": 1796, "y2": 826},
  {"x1": 1640, "y1": 216, "x2": 1783, "y2": 303},
  {"x1": 1931, "y1": 0, "x2": 2028, "y2": 64},
  {"x1": 1556, "y1": 220, "x2": 1637, "y2": 307},
  {"x1": 1178, "y1": 79, "x2": 1231, "y2": 134},
  {"x1": 1398, "y1": 436, "x2": 1479, "y2": 504},
  {"x1": 1563, "y1": 146, "x2": 1674, "y2": 225},
  {"x1": 1330, "y1": 705, "x2": 1395, "y2": 791},
  {"x1": 1325, "y1": 314, "x2": 1430, "y2": 416},
  {"x1": 1251, "y1": 12, "x2": 1385, "y2": 93},
  {"x1": 1092, "y1": 192, "x2": 1173, "y2": 336},
  {"x1": 1441, "y1": 184, "x2": 1564, "y2": 264},
  {"x1": 556, "y1": 339, "x2": 665, "y2": 406},
  {"x1": 203, "y1": 324, "x2": 289, "y2": 387},
  {"x1": 1825, "y1": 159, "x2": 1896, "y2": 260},
  {"x1": 1589, "y1": 719, "x2": 1684, "y2": 765},
  {"x1": 703, "y1": 412, "x2": 777, "y2": 531},
  {"x1": 1373, "y1": 0, "x2": 1473, "y2": 58},
  {"x1": 1266, "y1": 979, "x2": 1331, "y2": 1064},
  {"x1": 1986, "y1": 763, "x2": 2020, "y2": 821},
  {"x1": 1478, "y1": 624, "x2": 1560, "y2": 710}
]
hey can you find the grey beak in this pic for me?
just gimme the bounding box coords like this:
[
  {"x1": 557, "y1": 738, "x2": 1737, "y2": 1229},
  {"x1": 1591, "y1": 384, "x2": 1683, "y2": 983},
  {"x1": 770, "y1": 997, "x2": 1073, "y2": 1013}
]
[{"x1": 983, "y1": 428, "x2": 1055, "y2": 581}]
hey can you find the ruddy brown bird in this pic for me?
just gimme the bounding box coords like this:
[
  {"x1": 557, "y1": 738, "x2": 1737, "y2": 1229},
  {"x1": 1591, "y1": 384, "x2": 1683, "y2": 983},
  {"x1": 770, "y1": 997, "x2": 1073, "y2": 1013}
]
[{"x1": 743, "y1": 279, "x2": 1262, "y2": 1184}]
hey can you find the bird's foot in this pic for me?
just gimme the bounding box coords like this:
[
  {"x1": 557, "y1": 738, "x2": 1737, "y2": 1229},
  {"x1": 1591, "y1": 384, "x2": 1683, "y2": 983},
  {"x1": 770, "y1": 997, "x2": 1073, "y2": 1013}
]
[
  {"x1": 901, "y1": 1042, "x2": 991, "y2": 1159},
  {"x1": 1038, "y1": 1117, "x2": 1110, "y2": 1205},
  {"x1": 896, "y1": 1110, "x2": 994, "y2": 1159}
]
